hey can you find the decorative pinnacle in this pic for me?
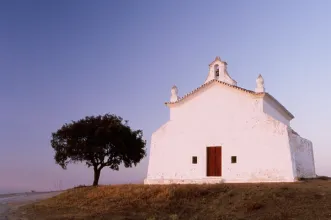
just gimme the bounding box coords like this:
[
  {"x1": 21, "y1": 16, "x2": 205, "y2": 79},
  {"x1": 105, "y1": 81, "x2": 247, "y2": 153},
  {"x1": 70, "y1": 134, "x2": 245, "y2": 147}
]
[
  {"x1": 256, "y1": 74, "x2": 264, "y2": 83},
  {"x1": 255, "y1": 74, "x2": 265, "y2": 93},
  {"x1": 170, "y1": 85, "x2": 179, "y2": 102}
]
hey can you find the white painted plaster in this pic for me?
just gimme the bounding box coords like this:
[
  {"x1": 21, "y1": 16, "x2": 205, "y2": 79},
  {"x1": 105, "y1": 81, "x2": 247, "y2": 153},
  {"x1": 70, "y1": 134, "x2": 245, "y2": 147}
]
[
  {"x1": 205, "y1": 57, "x2": 237, "y2": 86},
  {"x1": 145, "y1": 58, "x2": 315, "y2": 184},
  {"x1": 170, "y1": 86, "x2": 179, "y2": 102},
  {"x1": 145, "y1": 82, "x2": 297, "y2": 184},
  {"x1": 263, "y1": 98, "x2": 290, "y2": 126},
  {"x1": 255, "y1": 74, "x2": 265, "y2": 93},
  {"x1": 289, "y1": 132, "x2": 316, "y2": 178}
]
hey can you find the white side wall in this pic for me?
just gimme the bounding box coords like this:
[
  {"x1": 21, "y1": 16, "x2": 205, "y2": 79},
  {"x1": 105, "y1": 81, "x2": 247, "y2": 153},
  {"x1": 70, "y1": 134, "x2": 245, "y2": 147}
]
[
  {"x1": 145, "y1": 83, "x2": 295, "y2": 184},
  {"x1": 289, "y1": 133, "x2": 316, "y2": 178},
  {"x1": 263, "y1": 99, "x2": 290, "y2": 126}
]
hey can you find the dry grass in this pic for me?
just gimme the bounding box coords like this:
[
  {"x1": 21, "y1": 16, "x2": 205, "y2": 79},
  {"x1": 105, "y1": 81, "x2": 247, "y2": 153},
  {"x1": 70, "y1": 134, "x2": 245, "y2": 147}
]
[{"x1": 14, "y1": 179, "x2": 331, "y2": 220}]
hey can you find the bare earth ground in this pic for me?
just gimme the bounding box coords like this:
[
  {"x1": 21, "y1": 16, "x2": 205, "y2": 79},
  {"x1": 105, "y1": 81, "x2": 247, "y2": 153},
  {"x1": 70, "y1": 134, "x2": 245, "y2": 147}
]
[
  {"x1": 5, "y1": 179, "x2": 331, "y2": 220},
  {"x1": 0, "y1": 191, "x2": 63, "y2": 220}
]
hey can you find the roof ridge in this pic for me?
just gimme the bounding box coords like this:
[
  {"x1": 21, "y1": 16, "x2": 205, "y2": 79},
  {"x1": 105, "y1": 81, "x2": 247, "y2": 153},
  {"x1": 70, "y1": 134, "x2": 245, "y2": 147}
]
[
  {"x1": 165, "y1": 79, "x2": 294, "y2": 119},
  {"x1": 165, "y1": 79, "x2": 257, "y2": 105}
]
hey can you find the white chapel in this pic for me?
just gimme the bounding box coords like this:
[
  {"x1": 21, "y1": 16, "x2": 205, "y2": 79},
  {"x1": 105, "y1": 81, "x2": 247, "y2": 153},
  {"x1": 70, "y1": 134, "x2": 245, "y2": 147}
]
[{"x1": 144, "y1": 57, "x2": 316, "y2": 184}]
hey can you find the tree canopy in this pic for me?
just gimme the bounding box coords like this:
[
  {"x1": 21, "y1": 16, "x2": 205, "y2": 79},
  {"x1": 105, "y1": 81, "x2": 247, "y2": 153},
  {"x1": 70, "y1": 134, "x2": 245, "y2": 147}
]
[{"x1": 51, "y1": 113, "x2": 146, "y2": 186}]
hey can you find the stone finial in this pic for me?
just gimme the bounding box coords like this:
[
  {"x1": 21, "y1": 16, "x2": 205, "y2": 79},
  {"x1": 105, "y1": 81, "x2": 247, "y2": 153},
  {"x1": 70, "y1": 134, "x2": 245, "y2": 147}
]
[
  {"x1": 255, "y1": 74, "x2": 265, "y2": 93},
  {"x1": 170, "y1": 85, "x2": 179, "y2": 102}
]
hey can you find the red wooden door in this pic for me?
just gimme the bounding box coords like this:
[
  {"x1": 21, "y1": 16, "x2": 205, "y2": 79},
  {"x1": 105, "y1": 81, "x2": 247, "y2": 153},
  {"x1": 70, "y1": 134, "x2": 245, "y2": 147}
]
[
  {"x1": 207, "y1": 147, "x2": 222, "y2": 176},
  {"x1": 207, "y1": 147, "x2": 214, "y2": 176},
  {"x1": 214, "y1": 147, "x2": 222, "y2": 176}
]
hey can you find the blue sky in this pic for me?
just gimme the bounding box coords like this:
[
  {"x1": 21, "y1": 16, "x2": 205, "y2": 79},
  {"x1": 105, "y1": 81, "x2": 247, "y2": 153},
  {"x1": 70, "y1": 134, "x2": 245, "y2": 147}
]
[{"x1": 1, "y1": 0, "x2": 330, "y2": 193}]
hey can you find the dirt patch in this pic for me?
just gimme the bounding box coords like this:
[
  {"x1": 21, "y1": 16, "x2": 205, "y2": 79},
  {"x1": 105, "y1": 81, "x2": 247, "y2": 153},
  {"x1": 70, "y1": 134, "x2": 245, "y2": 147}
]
[{"x1": 0, "y1": 192, "x2": 63, "y2": 220}]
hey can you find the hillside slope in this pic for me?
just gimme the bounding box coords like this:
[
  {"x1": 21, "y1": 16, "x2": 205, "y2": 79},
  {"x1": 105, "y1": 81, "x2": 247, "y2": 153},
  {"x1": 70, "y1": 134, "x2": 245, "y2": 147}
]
[{"x1": 10, "y1": 180, "x2": 331, "y2": 220}]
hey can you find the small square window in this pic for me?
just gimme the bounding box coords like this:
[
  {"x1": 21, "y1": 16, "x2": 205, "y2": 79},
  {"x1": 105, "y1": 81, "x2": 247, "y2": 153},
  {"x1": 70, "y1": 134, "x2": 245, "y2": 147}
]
[
  {"x1": 192, "y1": 156, "x2": 197, "y2": 164},
  {"x1": 231, "y1": 156, "x2": 237, "y2": 163}
]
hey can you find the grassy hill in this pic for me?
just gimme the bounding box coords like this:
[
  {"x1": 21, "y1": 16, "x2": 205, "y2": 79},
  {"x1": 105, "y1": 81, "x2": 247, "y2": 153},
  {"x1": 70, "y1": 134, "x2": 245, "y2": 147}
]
[{"x1": 11, "y1": 179, "x2": 331, "y2": 220}]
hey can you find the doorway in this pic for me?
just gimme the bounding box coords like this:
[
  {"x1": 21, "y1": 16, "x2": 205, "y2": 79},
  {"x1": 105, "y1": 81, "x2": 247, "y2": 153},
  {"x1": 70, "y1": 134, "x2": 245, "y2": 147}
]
[{"x1": 206, "y1": 146, "x2": 222, "y2": 176}]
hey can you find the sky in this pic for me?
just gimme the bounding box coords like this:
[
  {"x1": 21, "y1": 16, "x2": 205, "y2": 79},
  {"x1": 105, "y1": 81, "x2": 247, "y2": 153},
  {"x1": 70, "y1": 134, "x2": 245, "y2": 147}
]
[{"x1": 1, "y1": 0, "x2": 331, "y2": 193}]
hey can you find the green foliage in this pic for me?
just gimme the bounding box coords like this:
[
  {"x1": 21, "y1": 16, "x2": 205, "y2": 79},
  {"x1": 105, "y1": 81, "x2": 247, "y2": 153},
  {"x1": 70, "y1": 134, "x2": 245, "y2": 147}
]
[{"x1": 51, "y1": 113, "x2": 146, "y2": 185}]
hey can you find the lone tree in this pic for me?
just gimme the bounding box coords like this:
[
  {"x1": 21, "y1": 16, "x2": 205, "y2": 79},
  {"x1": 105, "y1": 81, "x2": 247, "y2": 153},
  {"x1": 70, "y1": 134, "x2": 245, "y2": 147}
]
[{"x1": 51, "y1": 113, "x2": 146, "y2": 186}]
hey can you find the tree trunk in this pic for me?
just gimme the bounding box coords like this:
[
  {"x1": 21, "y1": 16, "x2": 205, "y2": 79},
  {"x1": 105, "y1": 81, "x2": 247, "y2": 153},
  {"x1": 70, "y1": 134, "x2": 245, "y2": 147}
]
[{"x1": 93, "y1": 167, "x2": 101, "y2": 186}]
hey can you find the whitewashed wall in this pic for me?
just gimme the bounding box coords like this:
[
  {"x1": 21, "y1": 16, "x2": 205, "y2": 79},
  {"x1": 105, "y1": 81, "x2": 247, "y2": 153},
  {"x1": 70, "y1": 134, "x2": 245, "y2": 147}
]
[
  {"x1": 145, "y1": 82, "x2": 297, "y2": 184},
  {"x1": 263, "y1": 99, "x2": 290, "y2": 126},
  {"x1": 289, "y1": 133, "x2": 316, "y2": 178}
]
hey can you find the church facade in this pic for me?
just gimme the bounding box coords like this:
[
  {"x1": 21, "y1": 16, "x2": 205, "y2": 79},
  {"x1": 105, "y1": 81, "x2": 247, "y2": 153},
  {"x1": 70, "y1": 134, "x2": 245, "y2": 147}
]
[{"x1": 144, "y1": 57, "x2": 316, "y2": 184}]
